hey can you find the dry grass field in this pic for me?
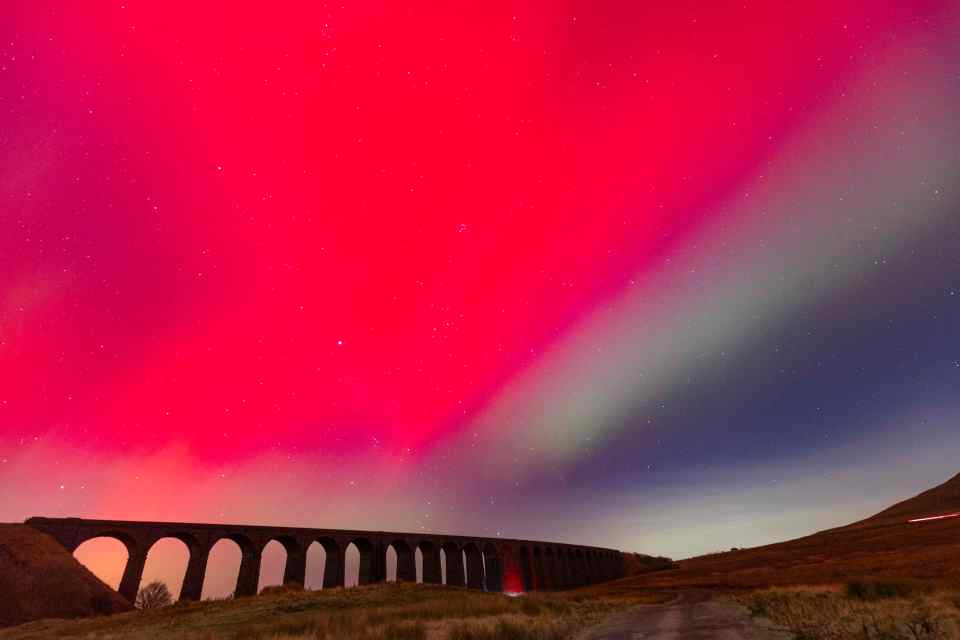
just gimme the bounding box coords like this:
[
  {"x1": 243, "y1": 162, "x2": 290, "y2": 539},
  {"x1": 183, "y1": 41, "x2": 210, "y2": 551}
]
[
  {"x1": 0, "y1": 582, "x2": 670, "y2": 640},
  {"x1": 735, "y1": 583, "x2": 960, "y2": 640}
]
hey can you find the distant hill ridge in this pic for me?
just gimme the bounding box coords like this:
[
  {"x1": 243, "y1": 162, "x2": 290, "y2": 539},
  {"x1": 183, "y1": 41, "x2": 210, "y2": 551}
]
[
  {"x1": 852, "y1": 471, "x2": 960, "y2": 528},
  {"x1": 589, "y1": 471, "x2": 960, "y2": 592}
]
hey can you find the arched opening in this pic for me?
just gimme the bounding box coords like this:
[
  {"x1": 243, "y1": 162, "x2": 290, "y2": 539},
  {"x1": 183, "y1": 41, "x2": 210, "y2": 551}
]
[
  {"x1": 305, "y1": 541, "x2": 327, "y2": 590},
  {"x1": 518, "y1": 546, "x2": 533, "y2": 592},
  {"x1": 540, "y1": 547, "x2": 557, "y2": 590},
  {"x1": 344, "y1": 542, "x2": 361, "y2": 587},
  {"x1": 344, "y1": 538, "x2": 376, "y2": 587},
  {"x1": 553, "y1": 548, "x2": 563, "y2": 589},
  {"x1": 483, "y1": 542, "x2": 501, "y2": 592},
  {"x1": 553, "y1": 549, "x2": 565, "y2": 589},
  {"x1": 417, "y1": 541, "x2": 441, "y2": 584},
  {"x1": 257, "y1": 540, "x2": 287, "y2": 592},
  {"x1": 463, "y1": 543, "x2": 484, "y2": 590},
  {"x1": 500, "y1": 544, "x2": 522, "y2": 593},
  {"x1": 73, "y1": 536, "x2": 129, "y2": 590},
  {"x1": 141, "y1": 537, "x2": 191, "y2": 601},
  {"x1": 415, "y1": 547, "x2": 424, "y2": 583},
  {"x1": 532, "y1": 547, "x2": 545, "y2": 591},
  {"x1": 573, "y1": 549, "x2": 584, "y2": 587},
  {"x1": 386, "y1": 545, "x2": 397, "y2": 582},
  {"x1": 309, "y1": 537, "x2": 340, "y2": 589},
  {"x1": 202, "y1": 538, "x2": 243, "y2": 599},
  {"x1": 440, "y1": 541, "x2": 463, "y2": 586},
  {"x1": 388, "y1": 540, "x2": 414, "y2": 583}
]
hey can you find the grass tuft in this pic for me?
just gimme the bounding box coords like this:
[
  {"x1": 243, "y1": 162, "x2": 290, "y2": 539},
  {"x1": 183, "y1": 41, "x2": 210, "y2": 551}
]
[
  {"x1": 259, "y1": 583, "x2": 304, "y2": 597},
  {"x1": 737, "y1": 585, "x2": 960, "y2": 640},
  {"x1": 446, "y1": 619, "x2": 567, "y2": 640},
  {"x1": 846, "y1": 579, "x2": 930, "y2": 601}
]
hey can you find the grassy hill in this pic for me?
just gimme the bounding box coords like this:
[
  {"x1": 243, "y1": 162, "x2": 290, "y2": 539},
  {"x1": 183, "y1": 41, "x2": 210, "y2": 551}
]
[
  {"x1": 589, "y1": 472, "x2": 960, "y2": 593},
  {"x1": 578, "y1": 475, "x2": 960, "y2": 639},
  {"x1": 845, "y1": 471, "x2": 960, "y2": 529},
  {"x1": 0, "y1": 524, "x2": 131, "y2": 628},
  {"x1": 622, "y1": 552, "x2": 675, "y2": 576}
]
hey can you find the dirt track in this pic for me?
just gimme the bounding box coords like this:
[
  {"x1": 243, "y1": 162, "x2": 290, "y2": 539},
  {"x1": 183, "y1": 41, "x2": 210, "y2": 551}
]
[{"x1": 580, "y1": 592, "x2": 792, "y2": 640}]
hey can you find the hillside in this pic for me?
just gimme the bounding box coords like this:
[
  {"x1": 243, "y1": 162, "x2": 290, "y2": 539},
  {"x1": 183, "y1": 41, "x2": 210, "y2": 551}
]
[
  {"x1": 593, "y1": 472, "x2": 960, "y2": 593},
  {"x1": 0, "y1": 524, "x2": 132, "y2": 627},
  {"x1": 845, "y1": 471, "x2": 960, "y2": 529},
  {"x1": 622, "y1": 552, "x2": 676, "y2": 575}
]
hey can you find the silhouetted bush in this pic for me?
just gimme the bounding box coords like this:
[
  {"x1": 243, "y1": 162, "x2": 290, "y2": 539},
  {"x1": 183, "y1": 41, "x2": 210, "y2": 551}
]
[
  {"x1": 135, "y1": 580, "x2": 172, "y2": 610},
  {"x1": 259, "y1": 582, "x2": 304, "y2": 596},
  {"x1": 846, "y1": 580, "x2": 928, "y2": 601}
]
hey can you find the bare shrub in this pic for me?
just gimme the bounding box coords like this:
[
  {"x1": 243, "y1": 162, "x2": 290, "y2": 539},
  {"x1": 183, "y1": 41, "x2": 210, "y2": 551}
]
[
  {"x1": 0, "y1": 582, "x2": 615, "y2": 639},
  {"x1": 135, "y1": 580, "x2": 173, "y2": 610}
]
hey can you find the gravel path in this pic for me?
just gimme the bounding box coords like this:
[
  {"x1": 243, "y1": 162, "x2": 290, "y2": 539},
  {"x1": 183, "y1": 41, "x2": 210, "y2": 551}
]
[{"x1": 579, "y1": 592, "x2": 793, "y2": 640}]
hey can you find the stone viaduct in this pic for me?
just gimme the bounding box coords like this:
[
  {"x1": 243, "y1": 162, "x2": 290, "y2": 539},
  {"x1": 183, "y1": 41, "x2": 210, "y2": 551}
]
[{"x1": 26, "y1": 517, "x2": 625, "y2": 603}]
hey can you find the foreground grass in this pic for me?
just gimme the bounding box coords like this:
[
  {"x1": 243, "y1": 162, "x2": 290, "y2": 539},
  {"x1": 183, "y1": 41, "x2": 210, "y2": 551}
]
[
  {"x1": 0, "y1": 583, "x2": 666, "y2": 640},
  {"x1": 735, "y1": 581, "x2": 960, "y2": 640}
]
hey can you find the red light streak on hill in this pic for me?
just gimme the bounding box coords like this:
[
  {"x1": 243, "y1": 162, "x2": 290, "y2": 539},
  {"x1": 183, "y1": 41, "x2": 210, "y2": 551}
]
[{"x1": 908, "y1": 513, "x2": 960, "y2": 523}]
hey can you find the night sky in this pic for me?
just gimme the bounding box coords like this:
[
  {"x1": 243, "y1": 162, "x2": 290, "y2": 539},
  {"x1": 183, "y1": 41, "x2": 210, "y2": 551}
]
[{"x1": 2, "y1": 1, "x2": 959, "y2": 597}]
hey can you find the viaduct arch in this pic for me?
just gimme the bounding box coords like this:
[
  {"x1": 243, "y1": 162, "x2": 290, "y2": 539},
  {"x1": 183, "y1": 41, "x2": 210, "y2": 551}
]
[{"x1": 26, "y1": 517, "x2": 625, "y2": 603}]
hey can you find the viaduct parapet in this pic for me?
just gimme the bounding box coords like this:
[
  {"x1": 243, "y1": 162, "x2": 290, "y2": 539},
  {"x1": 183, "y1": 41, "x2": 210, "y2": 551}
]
[{"x1": 26, "y1": 517, "x2": 625, "y2": 603}]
